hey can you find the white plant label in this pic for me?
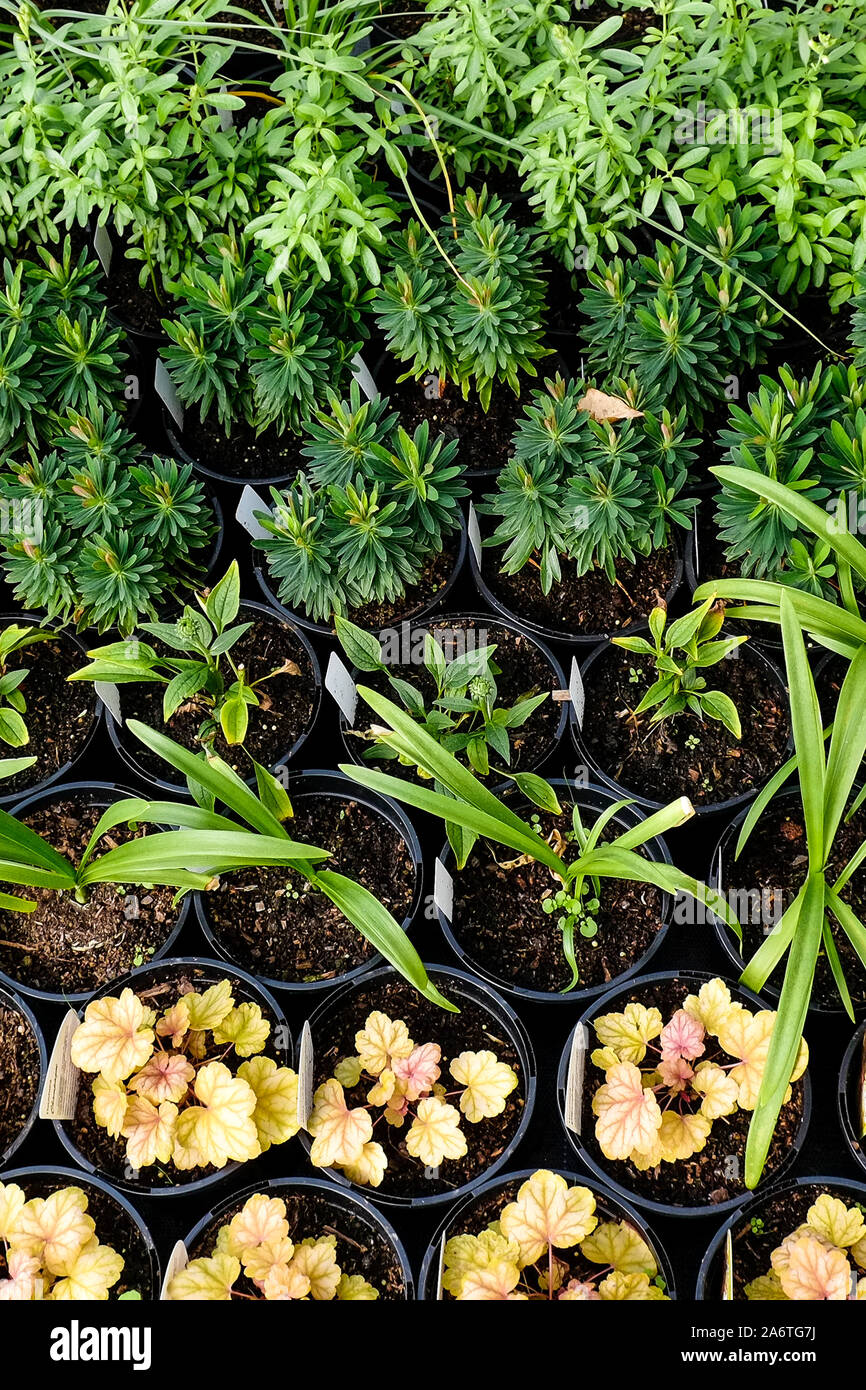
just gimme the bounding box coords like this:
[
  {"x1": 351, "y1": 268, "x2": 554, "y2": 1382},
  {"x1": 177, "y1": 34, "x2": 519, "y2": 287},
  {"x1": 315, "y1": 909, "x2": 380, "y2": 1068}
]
[
  {"x1": 435, "y1": 1232, "x2": 448, "y2": 1300},
  {"x1": 325, "y1": 652, "x2": 358, "y2": 725},
  {"x1": 434, "y1": 858, "x2": 453, "y2": 924},
  {"x1": 93, "y1": 223, "x2": 113, "y2": 276},
  {"x1": 298, "y1": 1021, "x2": 314, "y2": 1131},
  {"x1": 39, "y1": 1009, "x2": 81, "y2": 1121},
  {"x1": 569, "y1": 656, "x2": 585, "y2": 730},
  {"x1": 351, "y1": 354, "x2": 378, "y2": 403},
  {"x1": 722, "y1": 1229, "x2": 734, "y2": 1300},
  {"x1": 154, "y1": 359, "x2": 185, "y2": 431},
  {"x1": 467, "y1": 502, "x2": 482, "y2": 568},
  {"x1": 564, "y1": 1022, "x2": 588, "y2": 1136},
  {"x1": 160, "y1": 1241, "x2": 189, "y2": 1300},
  {"x1": 235, "y1": 485, "x2": 272, "y2": 541},
  {"x1": 95, "y1": 680, "x2": 122, "y2": 725}
]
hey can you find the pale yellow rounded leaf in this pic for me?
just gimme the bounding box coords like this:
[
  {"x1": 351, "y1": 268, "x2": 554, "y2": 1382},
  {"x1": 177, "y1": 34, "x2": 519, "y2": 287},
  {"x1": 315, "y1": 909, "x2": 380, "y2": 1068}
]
[
  {"x1": 592, "y1": 1062, "x2": 662, "y2": 1161},
  {"x1": 354, "y1": 1011, "x2": 414, "y2": 1075},
  {"x1": 581, "y1": 1220, "x2": 657, "y2": 1276},
  {"x1": 450, "y1": 1050, "x2": 518, "y2": 1122},
  {"x1": 216, "y1": 1194, "x2": 289, "y2": 1258},
  {"x1": 212, "y1": 1003, "x2": 271, "y2": 1057},
  {"x1": 594, "y1": 1003, "x2": 663, "y2": 1064},
  {"x1": 692, "y1": 1061, "x2": 739, "y2": 1120},
  {"x1": 167, "y1": 1253, "x2": 240, "y2": 1301},
  {"x1": 405, "y1": 1096, "x2": 467, "y2": 1167},
  {"x1": 500, "y1": 1170, "x2": 597, "y2": 1266},
  {"x1": 806, "y1": 1194, "x2": 865, "y2": 1250},
  {"x1": 658, "y1": 1110, "x2": 711, "y2": 1163},
  {"x1": 47, "y1": 1238, "x2": 124, "y2": 1301},
  {"x1": 745, "y1": 1270, "x2": 789, "y2": 1300},
  {"x1": 172, "y1": 1062, "x2": 259, "y2": 1169},
  {"x1": 290, "y1": 1236, "x2": 340, "y2": 1300},
  {"x1": 683, "y1": 978, "x2": 743, "y2": 1037},
  {"x1": 342, "y1": 1140, "x2": 388, "y2": 1188},
  {"x1": 778, "y1": 1234, "x2": 851, "y2": 1300},
  {"x1": 308, "y1": 1078, "x2": 372, "y2": 1168},
  {"x1": 598, "y1": 1270, "x2": 668, "y2": 1301},
  {"x1": 337, "y1": 1274, "x2": 379, "y2": 1300},
  {"x1": 122, "y1": 1096, "x2": 178, "y2": 1169},
  {"x1": 70, "y1": 989, "x2": 155, "y2": 1083},
  {"x1": 92, "y1": 1076, "x2": 129, "y2": 1139},
  {"x1": 13, "y1": 1188, "x2": 94, "y2": 1277},
  {"x1": 184, "y1": 980, "x2": 235, "y2": 1033},
  {"x1": 237, "y1": 1057, "x2": 300, "y2": 1151},
  {"x1": 0, "y1": 1182, "x2": 25, "y2": 1241}
]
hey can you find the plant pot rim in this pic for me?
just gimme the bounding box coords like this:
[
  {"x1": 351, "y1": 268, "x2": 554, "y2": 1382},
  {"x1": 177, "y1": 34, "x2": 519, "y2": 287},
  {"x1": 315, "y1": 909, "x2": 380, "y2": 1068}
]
[
  {"x1": 102, "y1": 595, "x2": 323, "y2": 797},
  {"x1": 470, "y1": 527, "x2": 687, "y2": 647},
  {"x1": 299, "y1": 961, "x2": 537, "y2": 1209},
  {"x1": 417, "y1": 1164, "x2": 678, "y2": 1300},
  {"x1": 0, "y1": 982, "x2": 46, "y2": 1168},
  {"x1": 557, "y1": 968, "x2": 813, "y2": 1220},
  {"x1": 253, "y1": 512, "x2": 469, "y2": 639},
  {"x1": 0, "y1": 613, "x2": 104, "y2": 808},
  {"x1": 695, "y1": 1173, "x2": 866, "y2": 1300},
  {"x1": 570, "y1": 638, "x2": 791, "y2": 817},
  {"x1": 708, "y1": 789, "x2": 859, "y2": 1017},
  {"x1": 179, "y1": 1172, "x2": 415, "y2": 1300},
  {"x1": 434, "y1": 778, "x2": 674, "y2": 1004},
  {"x1": 837, "y1": 1017, "x2": 866, "y2": 1176},
  {"x1": 682, "y1": 513, "x2": 786, "y2": 656},
  {"x1": 336, "y1": 606, "x2": 569, "y2": 779},
  {"x1": 194, "y1": 766, "x2": 425, "y2": 994},
  {"x1": 1, "y1": 1164, "x2": 161, "y2": 1298},
  {"x1": 53, "y1": 955, "x2": 293, "y2": 1199},
  {"x1": 0, "y1": 780, "x2": 191, "y2": 1005}
]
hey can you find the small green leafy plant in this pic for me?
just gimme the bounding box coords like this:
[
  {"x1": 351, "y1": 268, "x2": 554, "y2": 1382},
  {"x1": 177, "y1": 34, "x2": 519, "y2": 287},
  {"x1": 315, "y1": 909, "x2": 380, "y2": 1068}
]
[
  {"x1": 70, "y1": 562, "x2": 300, "y2": 748},
  {"x1": 612, "y1": 595, "x2": 746, "y2": 738},
  {"x1": 0, "y1": 624, "x2": 54, "y2": 748},
  {"x1": 374, "y1": 187, "x2": 550, "y2": 411}
]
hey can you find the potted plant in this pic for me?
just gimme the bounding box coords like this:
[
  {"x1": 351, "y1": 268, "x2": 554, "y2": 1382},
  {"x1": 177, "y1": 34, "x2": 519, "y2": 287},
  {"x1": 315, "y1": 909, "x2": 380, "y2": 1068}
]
[
  {"x1": 167, "y1": 1176, "x2": 414, "y2": 1300},
  {"x1": 301, "y1": 963, "x2": 535, "y2": 1207},
  {"x1": 572, "y1": 595, "x2": 791, "y2": 814},
  {"x1": 0, "y1": 984, "x2": 45, "y2": 1169},
  {"x1": 697, "y1": 1177, "x2": 866, "y2": 1300},
  {"x1": 194, "y1": 769, "x2": 424, "y2": 994},
  {"x1": 372, "y1": 187, "x2": 551, "y2": 479},
  {"x1": 838, "y1": 1019, "x2": 866, "y2": 1178},
  {"x1": 473, "y1": 373, "x2": 696, "y2": 644},
  {"x1": 340, "y1": 681, "x2": 738, "y2": 992},
  {"x1": 252, "y1": 381, "x2": 469, "y2": 634},
  {"x1": 160, "y1": 233, "x2": 361, "y2": 487},
  {"x1": 418, "y1": 1166, "x2": 675, "y2": 1300},
  {"x1": 0, "y1": 1167, "x2": 159, "y2": 1300},
  {"x1": 335, "y1": 611, "x2": 567, "y2": 792},
  {"x1": 69, "y1": 561, "x2": 321, "y2": 792},
  {"x1": 558, "y1": 972, "x2": 811, "y2": 1218},
  {"x1": 56, "y1": 958, "x2": 298, "y2": 1198},
  {"x1": 0, "y1": 404, "x2": 220, "y2": 636}
]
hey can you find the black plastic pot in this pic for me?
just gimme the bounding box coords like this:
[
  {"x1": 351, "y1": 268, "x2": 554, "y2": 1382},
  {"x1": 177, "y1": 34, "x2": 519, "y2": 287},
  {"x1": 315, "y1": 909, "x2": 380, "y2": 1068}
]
[
  {"x1": 253, "y1": 514, "x2": 469, "y2": 641},
  {"x1": 0, "y1": 984, "x2": 46, "y2": 1168},
  {"x1": 299, "y1": 962, "x2": 536, "y2": 1210},
  {"x1": 696, "y1": 1174, "x2": 866, "y2": 1300},
  {"x1": 1, "y1": 1165, "x2": 161, "y2": 1299},
  {"x1": 683, "y1": 503, "x2": 786, "y2": 658},
  {"x1": 0, "y1": 613, "x2": 103, "y2": 808},
  {"x1": 470, "y1": 526, "x2": 687, "y2": 648},
  {"x1": 417, "y1": 1165, "x2": 677, "y2": 1299},
  {"x1": 336, "y1": 609, "x2": 569, "y2": 777},
  {"x1": 194, "y1": 768, "x2": 425, "y2": 995},
  {"x1": 177, "y1": 1174, "x2": 414, "y2": 1301},
  {"x1": 570, "y1": 639, "x2": 791, "y2": 818},
  {"x1": 557, "y1": 969, "x2": 812, "y2": 1219},
  {"x1": 707, "y1": 790, "x2": 857, "y2": 1017},
  {"x1": 0, "y1": 781, "x2": 192, "y2": 1006},
  {"x1": 101, "y1": 597, "x2": 323, "y2": 795},
  {"x1": 435, "y1": 780, "x2": 673, "y2": 1005},
  {"x1": 54, "y1": 956, "x2": 293, "y2": 1200},
  {"x1": 838, "y1": 1019, "x2": 866, "y2": 1176}
]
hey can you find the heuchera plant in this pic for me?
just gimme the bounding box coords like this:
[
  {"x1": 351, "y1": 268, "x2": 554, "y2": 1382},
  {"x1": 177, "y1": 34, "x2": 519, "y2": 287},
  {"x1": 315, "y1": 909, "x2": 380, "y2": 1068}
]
[
  {"x1": 0, "y1": 1181, "x2": 128, "y2": 1301},
  {"x1": 590, "y1": 979, "x2": 808, "y2": 1170},
  {"x1": 744, "y1": 1194, "x2": 866, "y2": 1301},
  {"x1": 167, "y1": 1192, "x2": 379, "y2": 1301},
  {"x1": 307, "y1": 1010, "x2": 518, "y2": 1186},
  {"x1": 70, "y1": 979, "x2": 301, "y2": 1173},
  {"x1": 442, "y1": 1169, "x2": 668, "y2": 1301}
]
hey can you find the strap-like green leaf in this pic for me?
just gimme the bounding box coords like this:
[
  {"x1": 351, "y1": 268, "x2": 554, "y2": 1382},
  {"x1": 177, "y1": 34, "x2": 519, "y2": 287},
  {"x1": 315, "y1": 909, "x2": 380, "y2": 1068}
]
[{"x1": 780, "y1": 594, "x2": 825, "y2": 865}]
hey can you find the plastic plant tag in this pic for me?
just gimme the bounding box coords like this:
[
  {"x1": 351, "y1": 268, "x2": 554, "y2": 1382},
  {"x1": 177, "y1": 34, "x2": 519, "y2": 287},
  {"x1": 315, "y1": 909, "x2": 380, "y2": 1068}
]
[
  {"x1": 297, "y1": 1021, "x2": 314, "y2": 1132},
  {"x1": 39, "y1": 1009, "x2": 81, "y2": 1121},
  {"x1": 569, "y1": 656, "x2": 585, "y2": 730},
  {"x1": 235, "y1": 485, "x2": 272, "y2": 542},
  {"x1": 351, "y1": 354, "x2": 378, "y2": 403},
  {"x1": 160, "y1": 1241, "x2": 188, "y2": 1300},
  {"x1": 467, "y1": 502, "x2": 482, "y2": 568},
  {"x1": 93, "y1": 223, "x2": 113, "y2": 276},
  {"x1": 154, "y1": 359, "x2": 185, "y2": 431},
  {"x1": 434, "y1": 858, "x2": 453, "y2": 924},
  {"x1": 325, "y1": 652, "x2": 358, "y2": 724},
  {"x1": 721, "y1": 1229, "x2": 734, "y2": 1300},
  {"x1": 94, "y1": 680, "x2": 122, "y2": 725},
  {"x1": 564, "y1": 1022, "x2": 588, "y2": 1135},
  {"x1": 435, "y1": 1231, "x2": 448, "y2": 1300}
]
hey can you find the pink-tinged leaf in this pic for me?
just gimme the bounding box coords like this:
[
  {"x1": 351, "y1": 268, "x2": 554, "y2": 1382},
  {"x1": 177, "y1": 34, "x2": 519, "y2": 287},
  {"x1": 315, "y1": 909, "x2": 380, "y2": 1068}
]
[
  {"x1": 659, "y1": 1009, "x2": 705, "y2": 1063},
  {"x1": 392, "y1": 1043, "x2": 441, "y2": 1101},
  {"x1": 657, "y1": 1056, "x2": 695, "y2": 1092},
  {"x1": 128, "y1": 1052, "x2": 195, "y2": 1104},
  {"x1": 592, "y1": 1063, "x2": 662, "y2": 1162}
]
